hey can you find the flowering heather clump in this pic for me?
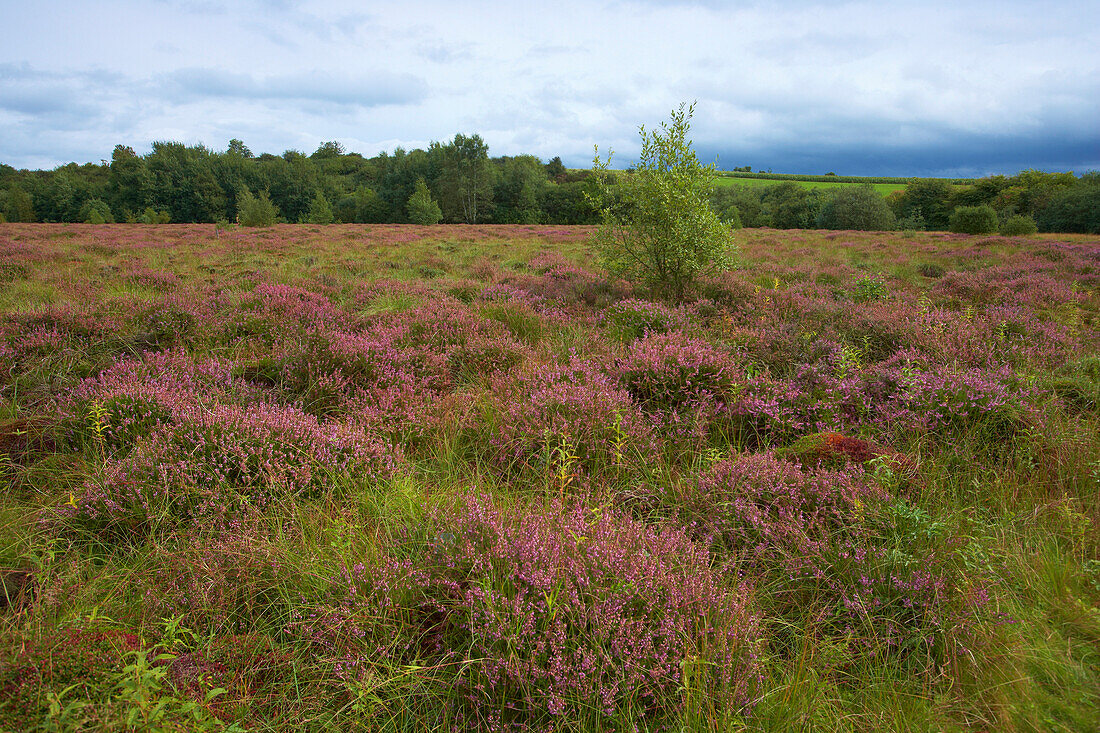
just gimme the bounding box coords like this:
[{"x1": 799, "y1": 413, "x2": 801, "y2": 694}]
[
  {"x1": 65, "y1": 350, "x2": 263, "y2": 452},
  {"x1": 486, "y1": 358, "x2": 657, "y2": 474},
  {"x1": 731, "y1": 376, "x2": 817, "y2": 446},
  {"x1": 303, "y1": 493, "x2": 761, "y2": 728},
  {"x1": 610, "y1": 331, "x2": 744, "y2": 454},
  {"x1": 616, "y1": 331, "x2": 741, "y2": 410},
  {"x1": 277, "y1": 327, "x2": 447, "y2": 415},
  {"x1": 872, "y1": 359, "x2": 1036, "y2": 438},
  {"x1": 501, "y1": 259, "x2": 621, "y2": 309},
  {"x1": 274, "y1": 297, "x2": 527, "y2": 416},
  {"x1": 12, "y1": 303, "x2": 126, "y2": 343},
  {"x1": 130, "y1": 293, "x2": 214, "y2": 350},
  {"x1": 221, "y1": 283, "x2": 353, "y2": 344},
  {"x1": 122, "y1": 264, "x2": 180, "y2": 290},
  {"x1": 680, "y1": 453, "x2": 985, "y2": 660},
  {"x1": 70, "y1": 401, "x2": 398, "y2": 538},
  {"x1": 684, "y1": 452, "x2": 883, "y2": 570},
  {"x1": 477, "y1": 281, "x2": 549, "y2": 311}
]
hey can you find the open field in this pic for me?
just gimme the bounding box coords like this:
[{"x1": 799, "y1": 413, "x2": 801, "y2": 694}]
[
  {"x1": 712, "y1": 177, "x2": 909, "y2": 195},
  {"x1": 2, "y1": 223, "x2": 1100, "y2": 731}
]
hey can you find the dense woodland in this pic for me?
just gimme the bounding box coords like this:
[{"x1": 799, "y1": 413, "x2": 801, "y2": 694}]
[{"x1": 1, "y1": 136, "x2": 1098, "y2": 233}]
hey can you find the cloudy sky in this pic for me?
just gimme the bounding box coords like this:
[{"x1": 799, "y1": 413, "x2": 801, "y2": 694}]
[{"x1": 2, "y1": 0, "x2": 1098, "y2": 176}]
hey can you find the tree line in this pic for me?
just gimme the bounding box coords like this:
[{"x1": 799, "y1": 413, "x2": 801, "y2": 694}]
[
  {"x1": 709, "y1": 172, "x2": 1100, "y2": 234},
  {"x1": 0, "y1": 137, "x2": 1096, "y2": 233},
  {"x1": 0, "y1": 136, "x2": 599, "y2": 227}
]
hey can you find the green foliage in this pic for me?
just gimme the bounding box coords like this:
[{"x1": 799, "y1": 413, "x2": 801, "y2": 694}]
[
  {"x1": 723, "y1": 205, "x2": 743, "y2": 229},
  {"x1": 305, "y1": 191, "x2": 334, "y2": 225},
  {"x1": 437, "y1": 133, "x2": 494, "y2": 223},
  {"x1": 709, "y1": 185, "x2": 769, "y2": 227},
  {"x1": 892, "y1": 178, "x2": 954, "y2": 230},
  {"x1": 37, "y1": 649, "x2": 237, "y2": 732},
  {"x1": 108, "y1": 145, "x2": 151, "y2": 217},
  {"x1": 310, "y1": 140, "x2": 345, "y2": 159},
  {"x1": 406, "y1": 178, "x2": 443, "y2": 225},
  {"x1": 226, "y1": 139, "x2": 252, "y2": 158},
  {"x1": 545, "y1": 155, "x2": 566, "y2": 180},
  {"x1": 138, "y1": 207, "x2": 170, "y2": 225},
  {"x1": 1037, "y1": 180, "x2": 1100, "y2": 234},
  {"x1": 999, "y1": 214, "x2": 1038, "y2": 236},
  {"x1": 3, "y1": 185, "x2": 36, "y2": 222},
  {"x1": 896, "y1": 210, "x2": 927, "y2": 231},
  {"x1": 492, "y1": 155, "x2": 545, "y2": 223},
  {"x1": 79, "y1": 198, "x2": 114, "y2": 224},
  {"x1": 2, "y1": 136, "x2": 1093, "y2": 233},
  {"x1": 817, "y1": 184, "x2": 897, "y2": 231},
  {"x1": 949, "y1": 205, "x2": 999, "y2": 234},
  {"x1": 760, "y1": 182, "x2": 825, "y2": 229},
  {"x1": 145, "y1": 141, "x2": 226, "y2": 223},
  {"x1": 336, "y1": 186, "x2": 388, "y2": 224},
  {"x1": 236, "y1": 189, "x2": 279, "y2": 227},
  {"x1": 852, "y1": 273, "x2": 889, "y2": 302},
  {"x1": 592, "y1": 103, "x2": 735, "y2": 298},
  {"x1": 540, "y1": 180, "x2": 599, "y2": 224}
]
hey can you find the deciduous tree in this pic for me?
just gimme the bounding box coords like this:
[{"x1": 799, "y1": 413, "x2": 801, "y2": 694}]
[{"x1": 591, "y1": 103, "x2": 735, "y2": 299}]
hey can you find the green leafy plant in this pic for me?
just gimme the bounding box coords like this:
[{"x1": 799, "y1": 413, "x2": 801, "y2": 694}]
[
  {"x1": 236, "y1": 189, "x2": 278, "y2": 227},
  {"x1": 949, "y1": 205, "x2": 999, "y2": 234},
  {"x1": 406, "y1": 177, "x2": 444, "y2": 225},
  {"x1": 591, "y1": 102, "x2": 735, "y2": 299},
  {"x1": 999, "y1": 213, "x2": 1038, "y2": 236},
  {"x1": 305, "y1": 191, "x2": 334, "y2": 224}
]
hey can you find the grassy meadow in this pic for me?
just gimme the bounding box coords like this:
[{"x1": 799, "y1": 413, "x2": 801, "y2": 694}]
[
  {"x1": 1, "y1": 222, "x2": 1099, "y2": 731},
  {"x1": 711, "y1": 177, "x2": 908, "y2": 195}
]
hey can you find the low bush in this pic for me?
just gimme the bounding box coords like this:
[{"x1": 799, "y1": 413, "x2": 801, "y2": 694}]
[
  {"x1": 297, "y1": 493, "x2": 762, "y2": 728},
  {"x1": 68, "y1": 401, "x2": 398, "y2": 539},
  {"x1": 999, "y1": 214, "x2": 1038, "y2": 236},
  {"x1": 485, "y1": 358, "x2": 656, "y2": 475},
  {"x1": 949, "y1": 205, "x2": 999, "y2": 234}
]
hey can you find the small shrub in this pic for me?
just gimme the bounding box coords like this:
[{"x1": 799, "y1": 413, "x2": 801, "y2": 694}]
[
  {"x1": 236, "y1": 189, "x2": 279, "y2": 227},
  {"x1": 306, "y1": 191, "x2": 334, "y2": 224},
  {"x1": 591, "y1": 103, "x2": 735, "y2": 298},
  {"x1": 816, "y1": 185, "x2": 897, "y2": 231},
  {"x1": 79, "y1": 198, "x2": 114, "y2": 224},
  {"x1": 68, "y1": 401, "x2": 398, "y2": 539},
  {"x1": 852, "y1": 274, "x2": 889, "y2": 302},
  {"x1": 139, "y1": 207, "x2": 171, "y2": 224},
  {"x1": 999, "y1": 214, "x2": 1038, "y2": 236},
  {"x1": 948, "y1": 205, "x2": 999, "y2": 234},
  {"x1": 616, "y1": 331, "x2": 740, "y2": 411},
  {"x1": 406, "y1": 178, "x2": 443, "y2": 225}
]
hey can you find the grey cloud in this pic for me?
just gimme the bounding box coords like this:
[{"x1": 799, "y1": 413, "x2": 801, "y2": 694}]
[
  {"x1": 699, "y1": 127, "x2": 1100, "y2": 177},
  {"x1": 0, "y1": 64, "x2": 127, "y2": 123}
]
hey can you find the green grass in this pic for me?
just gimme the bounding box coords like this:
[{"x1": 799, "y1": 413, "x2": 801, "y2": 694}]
[{"x1": 712, "y1": 176, "x2": 908, "y2": 195}]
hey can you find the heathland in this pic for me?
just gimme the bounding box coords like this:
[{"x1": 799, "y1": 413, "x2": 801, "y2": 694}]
[{"x1": 1, "y1": 222, "x2": 1099, "y2": 731}]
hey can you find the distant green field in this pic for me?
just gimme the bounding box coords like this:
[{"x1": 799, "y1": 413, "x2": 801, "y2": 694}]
[{"x1": 712, "y1": 176, "x2": 907, "y2": 194}]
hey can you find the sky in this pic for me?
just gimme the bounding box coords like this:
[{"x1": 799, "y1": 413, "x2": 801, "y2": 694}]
[{"x1": 1, "y1": 0, "x2": 1098, "y2": 176}]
